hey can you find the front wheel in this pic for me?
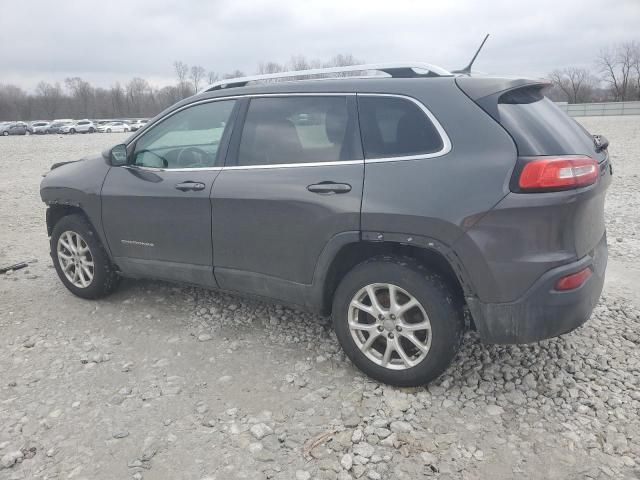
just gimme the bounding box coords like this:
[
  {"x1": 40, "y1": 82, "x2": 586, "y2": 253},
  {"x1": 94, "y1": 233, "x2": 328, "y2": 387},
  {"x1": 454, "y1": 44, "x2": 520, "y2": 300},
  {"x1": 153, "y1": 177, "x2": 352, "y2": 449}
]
[
  {"x1": 332, "y1": 256, "x2": 464, "y2": 386},
  {"x1": 51, "y1": 214, "x2": 121, "y2": 299}
]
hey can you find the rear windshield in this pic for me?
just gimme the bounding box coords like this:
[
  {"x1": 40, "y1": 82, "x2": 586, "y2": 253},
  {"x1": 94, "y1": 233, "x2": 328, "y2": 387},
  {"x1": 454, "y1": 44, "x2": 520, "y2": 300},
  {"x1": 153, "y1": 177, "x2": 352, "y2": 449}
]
[{"x1": 497, "y1": 87, "x2": 603, "y2": 160}]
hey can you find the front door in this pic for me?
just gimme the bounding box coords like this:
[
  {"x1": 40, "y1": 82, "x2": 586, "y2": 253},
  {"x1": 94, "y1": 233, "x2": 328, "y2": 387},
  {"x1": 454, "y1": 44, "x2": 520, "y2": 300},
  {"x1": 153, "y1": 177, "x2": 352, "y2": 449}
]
[
  {"x1": 101, "y1": 99, "x2": 237, "y2": 286},
  {"x1": 211, "y1": 95, "x2": 364, "y2": 299}
]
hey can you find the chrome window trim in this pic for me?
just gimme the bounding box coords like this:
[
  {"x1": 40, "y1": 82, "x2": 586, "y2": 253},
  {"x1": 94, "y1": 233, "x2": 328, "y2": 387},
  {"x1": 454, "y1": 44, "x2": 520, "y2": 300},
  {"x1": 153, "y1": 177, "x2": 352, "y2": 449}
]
[
  {"x1": 357, "y1": 93, "x2": 452, "y2": 163},
  {"x1": 125, "y1": 92, "x2": 450, "y2": 172}
]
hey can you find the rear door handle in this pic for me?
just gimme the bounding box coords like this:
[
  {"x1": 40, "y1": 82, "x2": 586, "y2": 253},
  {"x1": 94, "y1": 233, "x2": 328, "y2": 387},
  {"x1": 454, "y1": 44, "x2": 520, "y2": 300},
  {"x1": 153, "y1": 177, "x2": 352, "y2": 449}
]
[
  {"x1": 175, "y1": 181, "x2": 206, "y2": 192},
  {"x1": 307, "y1": 182, "x2": 352, "y2": 194}
]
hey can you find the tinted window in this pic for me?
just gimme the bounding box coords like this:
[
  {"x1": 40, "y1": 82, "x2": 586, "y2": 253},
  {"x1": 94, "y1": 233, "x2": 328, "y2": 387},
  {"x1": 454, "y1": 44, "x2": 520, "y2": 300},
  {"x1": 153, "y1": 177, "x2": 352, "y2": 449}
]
[
  {"x1": 133, "y1": 100, "x2": 235, "y2": 169},
  {"x1": 358, "y1": 96, "x2": 444, "y2": 159},
  {"x1": 237, "y1": 96, "x2": 359, "y2": 166},
  {"x1": 497, "y1": 87, "x2": 602, "y2": 159}
]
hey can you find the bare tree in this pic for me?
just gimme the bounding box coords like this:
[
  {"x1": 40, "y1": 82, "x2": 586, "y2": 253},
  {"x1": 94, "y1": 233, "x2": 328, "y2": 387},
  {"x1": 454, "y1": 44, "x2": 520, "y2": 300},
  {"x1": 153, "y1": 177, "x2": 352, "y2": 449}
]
[
  {"x1": 126, "y1": 78, "x2": 151, "y2": 115},
  {"x1": 207, "y1": 71, "x2": 219, "y2": 85},
  {"x1": 36, "y1": 81, "x2": 62, "y2": 118},
  {"x1": 222, "y1": 70, "x2": 245, "y2": 80},
  {"x1": 174, "y1": 61, "x2": 191, "y2": 98},
  {"x1": 190, "y1": 65, "x2": 206, "y2": 93},
  {"x1": 598, "y1": 42, "x2": 637, "y2": 101},
  {"x1": 65, "y1": 77, "x2": 94, "y2": 117},
  {"x1": 258, "y1": 62, "x2": 285, "y2": 74},
  {"x1": 548, "y1": 67, "x2": 596, "y2": 103}
]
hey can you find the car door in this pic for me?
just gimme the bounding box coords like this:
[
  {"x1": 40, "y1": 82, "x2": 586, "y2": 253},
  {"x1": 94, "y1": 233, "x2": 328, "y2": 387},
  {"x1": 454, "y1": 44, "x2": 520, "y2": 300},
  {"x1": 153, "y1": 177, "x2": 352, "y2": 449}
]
[
  {"x1": 101, "y1": 98, "x2": 238, "y2": 286},
  {"x1": 211, "y1": 94, "x2": 364, "y2": 301}
]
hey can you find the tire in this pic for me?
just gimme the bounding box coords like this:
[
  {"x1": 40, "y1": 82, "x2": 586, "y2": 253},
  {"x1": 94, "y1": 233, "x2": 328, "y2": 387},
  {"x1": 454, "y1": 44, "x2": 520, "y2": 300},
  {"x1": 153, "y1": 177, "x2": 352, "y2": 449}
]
[
  {"x1": 2, "y1": 131, "x2": 7, "y2": 136},
  {"x1": 89, "y1": 127, "x2": 95, "y2": 133},
  {"x1": 107, "y1": 128, "x2": 112, "y2": 133},
  {"x1": 70, "y1": 128, "x2": 76, "y2": 134},
  {"x1": 332, "y1": 255, "x2": 464, "y2": 386},
  {"x1": 51, "y1": 214, "x2": 121, "y2": 299}
]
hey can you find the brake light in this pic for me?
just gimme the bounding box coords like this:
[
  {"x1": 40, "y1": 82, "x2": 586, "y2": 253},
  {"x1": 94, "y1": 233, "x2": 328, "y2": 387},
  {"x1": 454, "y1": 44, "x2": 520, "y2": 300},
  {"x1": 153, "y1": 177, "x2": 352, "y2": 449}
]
[
  {"x1": 518, "y1": 156, "x2": 599, "y2": 191},
  {"x1": 555, "y1": 267, "x2": 592, "y2": 291}
]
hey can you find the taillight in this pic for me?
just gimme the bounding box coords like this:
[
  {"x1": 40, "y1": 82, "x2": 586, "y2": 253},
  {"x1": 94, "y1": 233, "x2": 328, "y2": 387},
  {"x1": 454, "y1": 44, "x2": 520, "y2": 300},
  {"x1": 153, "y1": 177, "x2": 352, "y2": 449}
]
[
  {"x1": 518, "y1": 156, "x2": 599, "y2": 191},
  {"x1": 555, "y1": 267, "x2": 592, "y2": 291}
]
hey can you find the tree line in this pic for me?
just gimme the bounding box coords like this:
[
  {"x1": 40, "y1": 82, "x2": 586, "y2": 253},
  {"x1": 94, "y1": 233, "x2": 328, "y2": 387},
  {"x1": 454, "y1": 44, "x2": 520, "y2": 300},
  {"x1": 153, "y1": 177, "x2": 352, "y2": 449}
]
[
  {"x1": 542, "y1": 41, "x2": 640, "y2": 103},
  {"x1": 0, "y1": 54, "x2": 363, "y2": 121},
  {"x1": 1, "y1": 41, "x2": 639, "y2": 121}
]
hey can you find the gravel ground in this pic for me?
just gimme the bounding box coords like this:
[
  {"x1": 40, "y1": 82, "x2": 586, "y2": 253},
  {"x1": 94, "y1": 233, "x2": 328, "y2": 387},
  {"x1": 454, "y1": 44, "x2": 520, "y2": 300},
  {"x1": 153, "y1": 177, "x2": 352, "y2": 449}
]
[{"x1": 0, "y1": 118, "x2": 639, "y2": 480}]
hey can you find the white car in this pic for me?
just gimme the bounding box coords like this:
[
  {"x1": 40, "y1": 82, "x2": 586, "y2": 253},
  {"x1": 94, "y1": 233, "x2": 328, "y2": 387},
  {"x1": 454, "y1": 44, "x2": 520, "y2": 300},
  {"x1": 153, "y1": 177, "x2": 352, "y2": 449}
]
[
  {"x1": 60, "y1": 120, "x2": 96, "y2": 134},
  {"x1": 97, "y1": 121, "x2": 130, "y2": 133},
  {"x1": 30, "y1": 121, "x2": 50, "y2": 134},
  {"x1": 129, "y1": 119, "x2": 148, "y2": 131}
]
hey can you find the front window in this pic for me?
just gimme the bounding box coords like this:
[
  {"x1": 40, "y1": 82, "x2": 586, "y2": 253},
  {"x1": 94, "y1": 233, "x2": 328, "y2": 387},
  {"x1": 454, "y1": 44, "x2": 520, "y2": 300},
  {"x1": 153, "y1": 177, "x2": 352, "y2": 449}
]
[{"x1": 133, "y1": 100, "x2": 235, "y2": 169}]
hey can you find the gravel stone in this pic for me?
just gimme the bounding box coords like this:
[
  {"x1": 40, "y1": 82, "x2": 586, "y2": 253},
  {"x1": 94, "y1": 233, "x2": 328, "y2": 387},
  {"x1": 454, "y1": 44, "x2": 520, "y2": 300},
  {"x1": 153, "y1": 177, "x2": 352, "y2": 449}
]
[{"x1": 0, "y1": 120, "x2": 639, "y2": 479}]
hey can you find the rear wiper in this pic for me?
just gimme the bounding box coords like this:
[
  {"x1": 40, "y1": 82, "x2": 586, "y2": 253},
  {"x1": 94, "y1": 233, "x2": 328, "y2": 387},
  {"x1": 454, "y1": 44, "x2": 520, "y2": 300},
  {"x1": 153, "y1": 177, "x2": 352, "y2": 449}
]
[{"x1": 593, "y1": 134, "x2": 609, "y2": 153}]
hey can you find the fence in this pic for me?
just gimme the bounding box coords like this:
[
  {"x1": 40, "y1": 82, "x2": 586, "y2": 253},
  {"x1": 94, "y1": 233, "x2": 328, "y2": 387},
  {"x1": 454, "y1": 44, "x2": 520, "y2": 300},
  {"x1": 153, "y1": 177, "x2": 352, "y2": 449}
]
[{"x1": 556, "y1": 101, "x2": 640, "y2": 117}]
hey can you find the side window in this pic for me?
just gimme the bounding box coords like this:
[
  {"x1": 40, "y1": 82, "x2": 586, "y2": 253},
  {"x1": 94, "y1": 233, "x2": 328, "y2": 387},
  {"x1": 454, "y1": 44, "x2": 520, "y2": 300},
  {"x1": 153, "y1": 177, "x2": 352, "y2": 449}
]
[
  {"x1": 237, "y1": 96, "x2": 359, "y2": 166},
  {"x1": 358, "y1": 96, "x2": 444, "y2": 159},
  {"x1": 133, "y1": 100, "x2": 235, "y2": 169}
]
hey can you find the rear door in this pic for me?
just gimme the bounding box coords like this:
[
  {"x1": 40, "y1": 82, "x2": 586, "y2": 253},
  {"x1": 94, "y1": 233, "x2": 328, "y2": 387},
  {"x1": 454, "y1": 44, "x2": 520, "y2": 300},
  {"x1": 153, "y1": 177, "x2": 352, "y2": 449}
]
[
  {"x1": 211, "y1": 94, "x2": 363, "y2": 296},
  {"x1": 101, "y1": 99, "x2": 237, "y2": 286}
]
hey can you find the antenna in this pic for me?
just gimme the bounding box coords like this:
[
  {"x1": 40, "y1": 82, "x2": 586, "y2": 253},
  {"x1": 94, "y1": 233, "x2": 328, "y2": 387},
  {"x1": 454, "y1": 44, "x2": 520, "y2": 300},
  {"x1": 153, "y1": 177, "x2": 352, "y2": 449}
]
[{"x1": 452, "y1": 34, "x2": 490, "y2": 75}]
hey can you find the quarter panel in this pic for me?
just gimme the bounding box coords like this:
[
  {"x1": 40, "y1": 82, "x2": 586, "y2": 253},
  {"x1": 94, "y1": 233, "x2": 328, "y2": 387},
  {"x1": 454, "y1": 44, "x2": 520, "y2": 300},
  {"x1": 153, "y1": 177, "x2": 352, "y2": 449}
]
[{"x1": 360, "y1": 82, "x2": 518, "y2": 276}]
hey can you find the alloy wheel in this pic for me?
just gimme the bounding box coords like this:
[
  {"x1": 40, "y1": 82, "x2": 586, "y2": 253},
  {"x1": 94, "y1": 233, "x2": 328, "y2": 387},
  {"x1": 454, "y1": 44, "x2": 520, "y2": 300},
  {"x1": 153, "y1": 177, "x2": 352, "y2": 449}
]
[
  {"x1": 57, "y1": 231, "x2": 95, "y2": 288},
  {"x1": 348, "y1": 283, "x2": 432, "y2": 370}
]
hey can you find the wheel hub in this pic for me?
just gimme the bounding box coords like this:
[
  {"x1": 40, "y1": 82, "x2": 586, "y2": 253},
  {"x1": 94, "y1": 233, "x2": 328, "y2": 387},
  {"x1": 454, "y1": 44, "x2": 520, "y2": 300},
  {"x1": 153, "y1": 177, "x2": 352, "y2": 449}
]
[{"x1": 382, "y1": 319, "x2": 395, "y2": 331}]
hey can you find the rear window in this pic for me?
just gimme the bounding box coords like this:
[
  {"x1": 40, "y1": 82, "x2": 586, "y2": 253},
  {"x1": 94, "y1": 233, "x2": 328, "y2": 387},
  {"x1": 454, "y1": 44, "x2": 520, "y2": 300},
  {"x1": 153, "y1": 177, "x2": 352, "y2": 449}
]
[
  {"x1": 357, "y1": 96, "x2": 444, "y2": 159},
  {"x1": 497, "y1": 87, "x2": 601, "y2": 158}
]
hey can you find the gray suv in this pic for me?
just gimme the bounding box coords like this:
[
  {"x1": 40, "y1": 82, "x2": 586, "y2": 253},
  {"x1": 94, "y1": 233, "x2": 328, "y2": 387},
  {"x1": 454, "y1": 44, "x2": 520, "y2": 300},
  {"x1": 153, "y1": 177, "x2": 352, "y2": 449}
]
[{"x1": 40, "y1": 64, "x2": 611, "y2": 386}]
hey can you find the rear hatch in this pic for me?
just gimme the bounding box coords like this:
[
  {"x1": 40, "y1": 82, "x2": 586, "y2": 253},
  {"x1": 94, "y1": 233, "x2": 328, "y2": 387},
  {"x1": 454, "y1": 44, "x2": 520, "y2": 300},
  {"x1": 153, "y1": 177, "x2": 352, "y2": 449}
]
[{"x1": 457, "y1": 77, "x2": 612, "y2": 260}]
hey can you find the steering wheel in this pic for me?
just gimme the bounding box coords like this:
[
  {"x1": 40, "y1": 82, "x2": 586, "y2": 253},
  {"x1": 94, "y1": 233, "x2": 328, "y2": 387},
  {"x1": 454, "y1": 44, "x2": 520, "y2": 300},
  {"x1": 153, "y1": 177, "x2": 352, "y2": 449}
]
[
  {"x1": 135, "y1": 149, "x2": 168, "y2": 168},
  {"x1": 176, "y1": 146, "x2": 212, "y2": 168}
]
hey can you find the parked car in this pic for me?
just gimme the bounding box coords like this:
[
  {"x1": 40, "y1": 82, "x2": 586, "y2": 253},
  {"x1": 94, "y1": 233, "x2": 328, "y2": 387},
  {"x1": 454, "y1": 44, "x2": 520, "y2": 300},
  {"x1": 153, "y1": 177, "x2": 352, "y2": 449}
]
[
  {"x1": 30, "y1": 121, "x2": 51, "y2": 134},
  {"x1": 1, "y1": 122, "x2": 29, "y2": 136},
  {"x1": 97, "y1": 121, "x2": 130, "y2": 133},
  {"x1": 46, "y1": 121, "x2": 74, "y2": 134},
  {"x1": 129, "y1": 119, "x2": 148, "y2": 132},
  {"x1": 40, "y1": 63, "x2": 611, "y2": 386},
  {"x1": 60, "y1": 120, "x2": 96, "y2": 134}
]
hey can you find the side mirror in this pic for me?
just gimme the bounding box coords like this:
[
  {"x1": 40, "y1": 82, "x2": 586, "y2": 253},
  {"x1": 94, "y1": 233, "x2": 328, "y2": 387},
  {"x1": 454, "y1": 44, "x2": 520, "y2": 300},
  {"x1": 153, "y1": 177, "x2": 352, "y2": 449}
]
[{"x1": 110, "y1": 144, "x2": 128, "y2": 166}]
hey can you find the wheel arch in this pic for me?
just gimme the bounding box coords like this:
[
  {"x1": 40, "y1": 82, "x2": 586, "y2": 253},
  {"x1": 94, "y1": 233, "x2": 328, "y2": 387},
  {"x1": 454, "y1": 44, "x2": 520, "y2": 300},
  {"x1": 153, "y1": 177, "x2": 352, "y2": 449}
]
[{"x1": 318, "y1": 237, "x2": 474, "y2": 317}]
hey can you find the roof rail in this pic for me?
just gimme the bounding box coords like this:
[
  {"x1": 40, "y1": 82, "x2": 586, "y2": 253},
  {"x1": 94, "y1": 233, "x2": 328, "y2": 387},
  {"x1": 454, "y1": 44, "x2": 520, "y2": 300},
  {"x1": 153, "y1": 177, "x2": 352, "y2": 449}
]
[{"x1": 205, "y1": 63, "x2": 453, "y2": 91}]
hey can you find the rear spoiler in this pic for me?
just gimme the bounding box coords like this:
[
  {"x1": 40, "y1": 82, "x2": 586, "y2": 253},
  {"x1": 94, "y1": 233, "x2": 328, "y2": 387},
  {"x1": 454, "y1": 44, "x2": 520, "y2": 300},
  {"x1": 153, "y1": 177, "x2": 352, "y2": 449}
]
[{"x1": 455, "y1": 77, "x2": 551, "y2": 120}]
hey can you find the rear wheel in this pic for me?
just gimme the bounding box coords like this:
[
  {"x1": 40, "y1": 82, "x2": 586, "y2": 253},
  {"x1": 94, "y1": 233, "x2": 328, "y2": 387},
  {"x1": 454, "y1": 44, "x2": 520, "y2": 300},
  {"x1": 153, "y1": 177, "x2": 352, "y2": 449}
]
[
  {"x1": 332, "y1": 256, "x2": 464, "y2": 386},
  {"x1": 106, "y1": 128, "x2": 112, "y2": 133},
  {"x1": 89, "y1": 127, "x2": 95, "y2": 133},
  {"x1": 69, "y1": 128, "x2": 76, "y2": 134},
  {"x1": 51, "y1": 214, "x2": 120, "y2": 299}
]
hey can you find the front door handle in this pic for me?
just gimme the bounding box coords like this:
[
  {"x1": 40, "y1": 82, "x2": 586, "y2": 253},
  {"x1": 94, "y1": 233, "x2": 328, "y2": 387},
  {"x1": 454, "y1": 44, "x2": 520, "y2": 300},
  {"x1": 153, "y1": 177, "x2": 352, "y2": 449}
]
[
  {"x1": 175, "y1": 181, "x2": 206, "y2": 192},
  {"x1": 307, "y1": 182, "x2": 352, "y2": 194}
]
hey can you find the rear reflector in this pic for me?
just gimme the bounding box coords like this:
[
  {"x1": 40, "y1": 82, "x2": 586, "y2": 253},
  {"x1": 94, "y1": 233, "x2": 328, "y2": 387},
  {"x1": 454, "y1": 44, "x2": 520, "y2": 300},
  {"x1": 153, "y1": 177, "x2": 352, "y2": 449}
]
[
  {"x1": 519, "y1": 156, "x2": 599, "y2": 191},
  {"x1": 555, "y1": 267, "x2": 592, "y2": 291}
]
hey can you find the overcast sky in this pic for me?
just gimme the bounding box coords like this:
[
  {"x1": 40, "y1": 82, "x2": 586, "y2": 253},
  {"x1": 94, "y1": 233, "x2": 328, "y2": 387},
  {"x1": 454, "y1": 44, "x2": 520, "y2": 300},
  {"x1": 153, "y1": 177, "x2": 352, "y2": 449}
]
[{"x1": 1, "y1": 0, "x2": 638, "y2": 91}]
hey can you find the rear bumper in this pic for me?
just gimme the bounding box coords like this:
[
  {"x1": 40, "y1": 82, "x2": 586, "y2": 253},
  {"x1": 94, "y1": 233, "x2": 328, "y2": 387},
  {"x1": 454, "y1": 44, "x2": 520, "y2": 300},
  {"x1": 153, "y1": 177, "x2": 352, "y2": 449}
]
[{"x1": 467, "y1": 233, "x2": 607, "y2": 344}]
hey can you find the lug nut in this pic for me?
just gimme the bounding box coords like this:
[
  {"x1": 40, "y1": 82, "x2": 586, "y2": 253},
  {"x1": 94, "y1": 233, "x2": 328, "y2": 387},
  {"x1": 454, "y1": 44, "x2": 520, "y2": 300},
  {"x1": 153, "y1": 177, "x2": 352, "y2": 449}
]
[
  {"x1": 396, "y1": 326, "x2": 402, "y2": 332},
  {"x1": 377, "y1": 325, "x2": 384, "y2": 332},
  {"x1": 378, "y1": 314, "x2": 384, "y2": 320},
  {"x1": 388, "y1": 333, "x2": 394, "y2": 339},
  {"x1": 390, "y1": 314, "x2": 396, "y2": 320}
]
